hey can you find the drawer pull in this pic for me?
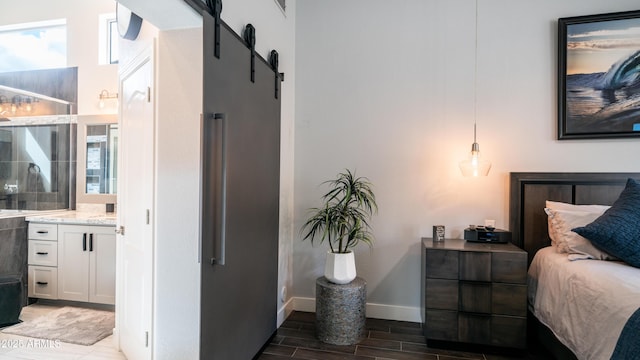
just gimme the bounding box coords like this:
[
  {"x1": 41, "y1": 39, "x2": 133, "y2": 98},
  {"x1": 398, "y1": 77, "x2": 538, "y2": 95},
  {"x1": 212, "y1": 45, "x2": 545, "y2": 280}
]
[
  {"x1": 36, "y1": 230, "x2": 49, "y2": 234},
  {"x1": 36, "y1": 281, "x2": 48, "y2": 285},
  {"x1": 36, "y1": 252, "x2": 49, "y2": 255}
]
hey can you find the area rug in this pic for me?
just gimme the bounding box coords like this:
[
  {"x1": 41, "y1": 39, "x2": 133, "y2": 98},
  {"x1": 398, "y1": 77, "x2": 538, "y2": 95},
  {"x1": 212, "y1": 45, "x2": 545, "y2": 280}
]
[{"x1": 1, "y1": 306, "x2": 115, "y2": 346}]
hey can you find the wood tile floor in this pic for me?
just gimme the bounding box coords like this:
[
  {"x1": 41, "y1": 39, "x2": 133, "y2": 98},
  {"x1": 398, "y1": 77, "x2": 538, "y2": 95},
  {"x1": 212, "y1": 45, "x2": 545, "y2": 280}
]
[{"x1": 258, "y1": 311, "x2": 547, "y2": 360}]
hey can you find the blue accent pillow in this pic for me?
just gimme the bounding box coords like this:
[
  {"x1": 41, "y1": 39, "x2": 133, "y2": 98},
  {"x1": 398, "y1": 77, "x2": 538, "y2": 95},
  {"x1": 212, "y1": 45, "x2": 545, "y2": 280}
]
[{"x1": 573, "y1": 178, "x2": 640, "y2": 268}]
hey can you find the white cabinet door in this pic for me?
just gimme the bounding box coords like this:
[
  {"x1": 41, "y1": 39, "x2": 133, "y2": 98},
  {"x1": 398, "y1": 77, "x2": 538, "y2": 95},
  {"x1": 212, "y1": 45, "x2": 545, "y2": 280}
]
[
  {"x1": 57, "y1": 225, "x2": 91, "y2": 302},
  {"x1": 58, "y1": 224, "x2": 115, "y2": 304},
  {"x1": 89, "y1": 227, "x2": 116, "y2": 305}
]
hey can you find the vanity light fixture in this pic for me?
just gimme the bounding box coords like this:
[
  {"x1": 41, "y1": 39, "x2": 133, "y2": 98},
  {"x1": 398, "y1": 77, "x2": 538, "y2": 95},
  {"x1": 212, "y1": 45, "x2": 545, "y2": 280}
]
[
  {"x1": 6, "y1": 95, "x2": 37, "y2": 114},
  {"x1": 24, "y1": 98, "x2": 33, "y2": 113},
  {"x1": 459, "y1": 0, "x2": 491, "y2": 177},
  {"x1": 0, "y1": 95, "x2": 7, "y2": 113},
  {"x1": 98, "y1": 89, "x2": 118, "y2": 108},
  {"x1": 10, "y1": 96, "x2": 18, "y2": 114}
]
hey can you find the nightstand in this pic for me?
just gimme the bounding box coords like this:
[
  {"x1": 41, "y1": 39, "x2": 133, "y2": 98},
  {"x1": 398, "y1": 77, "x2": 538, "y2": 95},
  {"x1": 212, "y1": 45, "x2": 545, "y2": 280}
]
[{"x1": 422, "y1": 238, "x2": 527, "y2": 349}]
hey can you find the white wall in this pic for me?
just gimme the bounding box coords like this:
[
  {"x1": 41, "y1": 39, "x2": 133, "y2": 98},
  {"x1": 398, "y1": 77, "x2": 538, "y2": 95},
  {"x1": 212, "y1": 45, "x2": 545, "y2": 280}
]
[
  {"x1": 154, "y1": 27, "x2": 202, "y2": 360},
  {"x1": 0, "y1": 0, "x2": 118, "y2": 115},
  {"x1": 294, "y1": 0, "x2": 640, "y2": 321}
]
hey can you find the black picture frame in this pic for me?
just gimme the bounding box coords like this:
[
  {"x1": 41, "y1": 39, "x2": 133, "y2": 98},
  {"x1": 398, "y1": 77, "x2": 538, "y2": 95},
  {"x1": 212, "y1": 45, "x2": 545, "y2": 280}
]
[{"x1": 558, "y1": 10, "x2": 640, "y2": 140}]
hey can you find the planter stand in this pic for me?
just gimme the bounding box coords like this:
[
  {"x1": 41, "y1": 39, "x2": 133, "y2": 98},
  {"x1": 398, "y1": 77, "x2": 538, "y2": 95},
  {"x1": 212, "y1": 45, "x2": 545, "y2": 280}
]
[{"x1": 315, "y1": 276, "x2": 366, "y2": 345}]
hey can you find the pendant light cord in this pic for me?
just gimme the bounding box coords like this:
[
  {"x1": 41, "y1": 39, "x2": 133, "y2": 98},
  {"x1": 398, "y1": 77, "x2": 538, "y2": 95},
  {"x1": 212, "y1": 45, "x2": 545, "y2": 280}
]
[{"x1": 473, "y1": 0, "x2": 478, "y2": 144}]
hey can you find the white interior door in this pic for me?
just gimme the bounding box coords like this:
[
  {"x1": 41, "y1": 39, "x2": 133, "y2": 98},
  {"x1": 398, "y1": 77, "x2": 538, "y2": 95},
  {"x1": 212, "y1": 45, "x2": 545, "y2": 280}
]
[{"x1": 117, "y1": 45, "x2": 154, "y2": 360}]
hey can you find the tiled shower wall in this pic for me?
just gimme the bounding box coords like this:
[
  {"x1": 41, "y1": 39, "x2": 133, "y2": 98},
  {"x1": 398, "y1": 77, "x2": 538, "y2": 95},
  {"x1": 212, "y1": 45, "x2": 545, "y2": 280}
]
[{"x1": 0, "y1": 124, "x2": 76, "y2": 210}]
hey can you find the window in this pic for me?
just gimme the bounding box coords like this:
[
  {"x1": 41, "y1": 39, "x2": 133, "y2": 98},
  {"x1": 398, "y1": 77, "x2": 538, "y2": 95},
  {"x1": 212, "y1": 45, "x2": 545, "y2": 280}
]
[
  {"x1": 0, "y1": 19, "x2": 67, "y2": 72},
  {"x1": 108, "y1": 18, "x2": 119, "y2": 64},
  {"x1": 99, "y1": 13, "x2": 118, "y2": 65}
]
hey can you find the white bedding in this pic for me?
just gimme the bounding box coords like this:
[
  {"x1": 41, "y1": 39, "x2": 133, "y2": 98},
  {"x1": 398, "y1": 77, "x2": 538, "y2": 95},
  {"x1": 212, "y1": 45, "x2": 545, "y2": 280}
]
[{"x1": 528, "y1": 246, "x2": 640, "y2": 360}]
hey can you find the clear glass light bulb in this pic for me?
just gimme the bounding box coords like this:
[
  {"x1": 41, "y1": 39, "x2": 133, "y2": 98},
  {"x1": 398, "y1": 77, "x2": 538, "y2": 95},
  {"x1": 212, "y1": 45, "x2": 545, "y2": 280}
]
[{"x1": 459, "y1": 142, "x2": 491, "y2": 177}]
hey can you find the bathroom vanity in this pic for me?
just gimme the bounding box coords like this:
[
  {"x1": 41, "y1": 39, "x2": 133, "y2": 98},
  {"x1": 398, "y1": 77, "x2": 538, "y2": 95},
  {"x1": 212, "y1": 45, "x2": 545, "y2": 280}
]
[{"x1": 26, "y1": 211, "x2": 116, "y2": 305}]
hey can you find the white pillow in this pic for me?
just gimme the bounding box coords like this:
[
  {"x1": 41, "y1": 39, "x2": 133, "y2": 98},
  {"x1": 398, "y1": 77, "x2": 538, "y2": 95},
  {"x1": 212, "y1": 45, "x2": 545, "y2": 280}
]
[
  {"x1": 545, "y1": 200, "x2": 610, "y2": 212},
  {"x1": 545, "y1": 201, "x2": 610, "y2": 248},
  {"x1": 544, "y1": 208, "x2": 616, "y2": 261}
]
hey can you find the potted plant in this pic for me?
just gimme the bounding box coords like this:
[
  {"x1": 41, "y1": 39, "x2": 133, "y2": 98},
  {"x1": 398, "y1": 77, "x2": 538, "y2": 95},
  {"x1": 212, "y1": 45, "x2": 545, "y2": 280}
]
[{"x1": 300, "y1": 169, "x2": 377, "y2": 284}]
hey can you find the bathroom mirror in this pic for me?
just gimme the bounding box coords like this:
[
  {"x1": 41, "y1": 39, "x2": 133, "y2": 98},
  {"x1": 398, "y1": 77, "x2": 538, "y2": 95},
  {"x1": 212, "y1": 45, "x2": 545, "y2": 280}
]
[{"x1": 76, "y1": 114, "x2": 118, "y2": 205}]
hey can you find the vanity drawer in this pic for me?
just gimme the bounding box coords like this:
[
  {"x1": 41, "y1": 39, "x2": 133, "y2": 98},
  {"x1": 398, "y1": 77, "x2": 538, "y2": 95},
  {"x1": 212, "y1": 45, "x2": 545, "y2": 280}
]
[
  {"x1": 28, "y1": 240, "x2": 58, "y2": 266},
  {"x1": 28, "y1": 223, "x2": 58, "y2": 241},
  {"x1": 28, "y1": 266, "x2": 58, "y2": 299}
]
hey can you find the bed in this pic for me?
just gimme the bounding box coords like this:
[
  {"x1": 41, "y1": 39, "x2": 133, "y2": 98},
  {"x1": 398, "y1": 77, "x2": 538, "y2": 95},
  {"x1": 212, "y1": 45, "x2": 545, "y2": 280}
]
[{"x1": 508, "y1": 172, "x2": 640, "y2": 360}]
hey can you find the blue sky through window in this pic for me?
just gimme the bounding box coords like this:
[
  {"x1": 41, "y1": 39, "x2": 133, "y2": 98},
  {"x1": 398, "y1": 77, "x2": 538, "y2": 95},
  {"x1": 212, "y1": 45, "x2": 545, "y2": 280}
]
[{"x1": 0, "y1": 19, "x2": 67, "y2": 73}]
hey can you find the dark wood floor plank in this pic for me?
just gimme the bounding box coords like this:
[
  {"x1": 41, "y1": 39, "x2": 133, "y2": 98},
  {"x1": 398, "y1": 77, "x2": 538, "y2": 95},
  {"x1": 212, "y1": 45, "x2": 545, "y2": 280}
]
[
  {"x1": 262, "y1": 344, "x2": 297, "y2": 357},
  {"x1": 356, "y1": 337, "x2": 402, "y2": 350},
  {"x1": 423, "y1": 346, "x2": 488, "y2": 359},
  {"x1": 259, "y1": 311, "x2": 539, "y2": 360},
  {"x1": 292, "y1": 348, "x2": 375, "y2": 360},
  {"x1": 286, "y1": 311, "x2": 316, "y2": 323},
  {"x1": 281, "y1": 336, "x2": 358, "y2": 354},
  {"x1": 356, "y1": 346, "x2": 438, "y2": 360},
  {"x1": 368, "y1": 330, "x2": 427, "y2": 343},
  {"x1": 440, "y1": 356, "x2": 486, "y2": 360},
  {"x1": 399, "y1": 342, "x2": 432, "y2": 354},
  {"x1": 364, "y1": 318, "x2": 391, "y2": 332},
  {"x1": 277, "y1": 327, "x2": 316, "y2": 340},
  {"x1": 258, "y1": 354, "x2": 294, "y2": 360},
  {"x1": 389, "y1": 325, "x2": 425, "y2": 336}
]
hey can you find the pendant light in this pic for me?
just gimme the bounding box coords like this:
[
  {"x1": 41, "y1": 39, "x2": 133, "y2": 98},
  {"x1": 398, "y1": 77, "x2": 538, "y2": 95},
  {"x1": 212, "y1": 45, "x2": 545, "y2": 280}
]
[{"x1": 459, "y1": 0, "x2": 491, "y2": 177}]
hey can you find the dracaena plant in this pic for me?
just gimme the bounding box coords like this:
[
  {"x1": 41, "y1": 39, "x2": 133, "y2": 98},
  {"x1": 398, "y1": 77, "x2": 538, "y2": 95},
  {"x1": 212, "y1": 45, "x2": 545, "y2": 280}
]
[{"x1": 301, "y1": 169, "x2": 377, "y2": 253}]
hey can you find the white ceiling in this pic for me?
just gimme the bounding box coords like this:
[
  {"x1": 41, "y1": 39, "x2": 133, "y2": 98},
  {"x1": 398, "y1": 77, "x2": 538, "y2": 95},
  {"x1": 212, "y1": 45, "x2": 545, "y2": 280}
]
[{"x1": 117, "y1": 0, "x2": 202, "y2": 30}]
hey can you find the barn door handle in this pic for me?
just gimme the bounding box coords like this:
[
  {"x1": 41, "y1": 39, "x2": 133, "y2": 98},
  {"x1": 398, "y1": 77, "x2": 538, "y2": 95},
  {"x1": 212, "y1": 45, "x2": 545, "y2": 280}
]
[{"x1": 210, "y1": 112, "x2": 227, "y2": 266}]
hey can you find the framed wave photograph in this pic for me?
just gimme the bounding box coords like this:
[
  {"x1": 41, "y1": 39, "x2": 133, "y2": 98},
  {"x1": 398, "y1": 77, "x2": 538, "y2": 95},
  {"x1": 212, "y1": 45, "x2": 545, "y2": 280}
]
[{"x1": 558, "y1": 10, "x2": 640, "y2": 139}]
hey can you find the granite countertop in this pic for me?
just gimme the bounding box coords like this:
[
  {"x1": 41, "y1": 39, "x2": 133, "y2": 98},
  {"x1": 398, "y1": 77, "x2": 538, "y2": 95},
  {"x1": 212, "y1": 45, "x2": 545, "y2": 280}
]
[{"x1": 25, "y1": 210, "x2": 117, "y2": 226}]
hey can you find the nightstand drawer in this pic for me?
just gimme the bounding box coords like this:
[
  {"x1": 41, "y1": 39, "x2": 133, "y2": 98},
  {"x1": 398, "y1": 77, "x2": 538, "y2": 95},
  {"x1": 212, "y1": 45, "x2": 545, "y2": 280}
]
[
  {"x1": 460, "y1": 252, "x2": 491, "y2": 281},
  {"x1": 459, "y1": 313, "x2": 491, "y2": 344},
  {"x1": 28, "y1": 240, "x2": 58, "y2": 267},
  {"x1": 460, "y1": 282, "x2": 491, "y2": 313},
  {"x1": 492, "y1": 283, "x2": 527, "y2": 316},
  {"x1": 492, "y1": 252, "x2": 527, "y2": 284},
  {"x1": 426, "y1": 249, "x2": 458, "y2": 279},
  {"x1": 426, "y1": 310, "x2": 458, "y2": 340},
  {"x1": 426, "y1": 279, "x2": 458, "y2": 310}
]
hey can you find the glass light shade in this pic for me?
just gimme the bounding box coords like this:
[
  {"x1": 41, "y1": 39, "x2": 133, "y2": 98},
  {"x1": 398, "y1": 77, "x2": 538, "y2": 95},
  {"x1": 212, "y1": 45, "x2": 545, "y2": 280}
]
[{"x1": 459, "y1": 142, "x2": 491, "y2": 177}]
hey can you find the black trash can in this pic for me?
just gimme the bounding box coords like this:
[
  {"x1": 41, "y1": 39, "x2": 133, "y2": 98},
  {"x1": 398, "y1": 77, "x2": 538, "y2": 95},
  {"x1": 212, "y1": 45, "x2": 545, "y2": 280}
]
[{"x1": 0, "y1": 274, "x2": 23, "y2": 327}]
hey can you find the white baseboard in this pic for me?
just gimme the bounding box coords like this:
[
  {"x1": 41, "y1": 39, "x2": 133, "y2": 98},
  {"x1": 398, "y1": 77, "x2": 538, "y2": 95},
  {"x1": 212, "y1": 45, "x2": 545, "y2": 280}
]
[
  {"x1": 290, "y1": 297, "x2": 421, "y2": 323},
  {"x1": 277, "y1": 298, "x2": 294, "y2": 327}
]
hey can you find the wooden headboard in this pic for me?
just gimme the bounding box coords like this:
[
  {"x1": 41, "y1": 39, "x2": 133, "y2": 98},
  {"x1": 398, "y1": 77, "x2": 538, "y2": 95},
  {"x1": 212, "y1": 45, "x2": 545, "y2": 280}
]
[{"x1": 509, "y1": 172, "x2": 640, "y2": 264}]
